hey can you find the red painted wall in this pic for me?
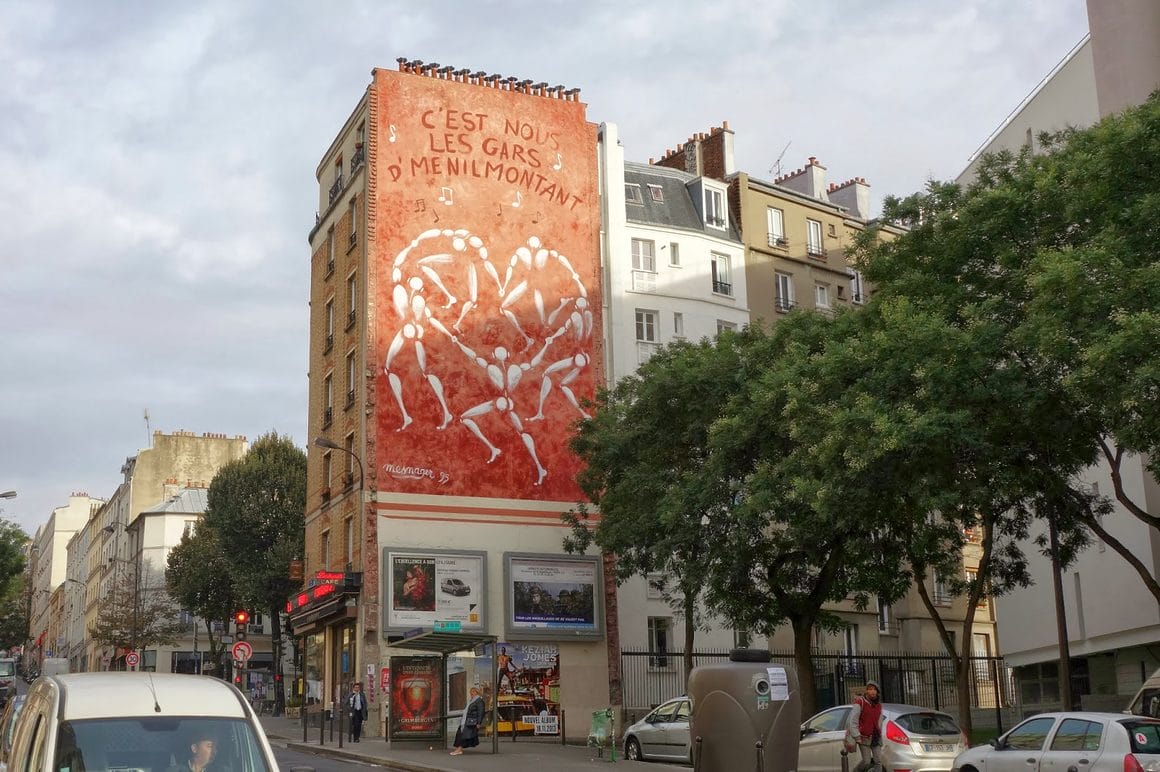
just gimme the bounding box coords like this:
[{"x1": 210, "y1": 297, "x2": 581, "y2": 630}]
[{"x1": 372, "y1": 68, "x2": 601, "y2": 502}]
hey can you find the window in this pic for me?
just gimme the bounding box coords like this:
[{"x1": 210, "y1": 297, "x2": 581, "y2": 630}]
[
  {"x1": 646, "y1": 573, "x2": 666, "y2": 599},
  {"x1": 345, "y1": 351, "x2": 356, "y2": 407},
  {"x1": 344, "y1": 433, "x2": 356, "y2": 478},
  {"x1": 932, "y1": 570, "x2": 951, "y2": 605},
  {"x1": 348, "y1": 196, "x2": 358, "y2": 246},
  {"x1": 1004, "y1": 717, "x2": 1056, "y2": 751},
  {"x1": 330, "y1": 158, "x2": 344, "y2": 204},
  {"x1": 323, "y1": 375, "x2": 333, "y2": 427},
  {"x1": 625, "y1": 184, "x2": 643, "y2": 204},
  {"x1": 635, "y1": 309, "x2": 659, "y2": 364},
  {"x1": 807, "y1": 218, "x2": 825, "y2": 257},
  {"x1": 704, "y1": 187, "x2": 726, "y2": 228},
  {"x1": 668, "y1": 242, "x2": 680, "y2": 266},
  {"x1": 321, "y1": 530, "x2": 331, "y2": 567},
  {"x1": 346, "y1": 273, "x2": 357, "y2": 329},
  {"x1": 733, "y1": 629, "x2": 751, "y2": 648},
  {"x1": 877, "y1": 598, "x2": 894, "y2": 634},
  {"x1": 973, "y1": 632, "x2": 992, "y2": 680},
  {"x1": 673, "y1": 312, "x2": 685, "y2": 339},
  {"x1": 326, "y1": 227, "x2": 336, "y2": 276},
  {"x1": 1049, "y1": 718, "x2": 1101, "y2": 751},
  {"x1": 716, "y1": 320, "x2": 737, "y2": 335},
  {"x1": 631, "y1": 238, "x2": 656, "y2": 293},
  {"x1": 850, "y1": 269, "x2": 866, "y2": 304},
  {"x1": 648, "y1": 616, "x2": 672, "y2": 668},
  {"x1": 325, "y1": 299, "x2": 334, "y2": 352},
  {"x1": 966, "y1": 569, "x2": 988, "y2": 608},
  {"x1": 843, "y1": 625, "x2": 858, "y2": 658},
  {"x1": 775, "y1": 272, "x2": 795, "y2": 312},
  {"x1": 322, "y1": 452, "x2": 332, "y2": 492},
  {"x1": 711, "y1": 253, "x2": 732, "y2": 295},
  {"x1": 631, "y1": 238, "x2": 656, "y2": 272},
  {"x1": 183, "y1": 520, "x2": 198, "y2": 538},
  {"x1": 648, "y1": 184, "x2": 663, "y2": 202},
  {"x1": 815, "y1": 283, "x2": 830, "y2": 309},
  {"x1": 343, "y1": 517, "x2": 353, "y2": 566},
  {"x1": 767, "y1": 207, "x2": 786, "y2": 247}
]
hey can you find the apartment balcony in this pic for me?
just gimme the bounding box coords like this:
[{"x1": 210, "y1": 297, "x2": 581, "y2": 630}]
[
  {"x1": 767, "y1": 234, "x2": 788, "y2": 248},
  {"x1": 350, "y1": 144, "x2": 365, "y2": 173},
  {"x1": 775, "y1": 297, "x2": 797, "y2": 313},
  {"x1": 712, "y1": 279, "x2": 733, "y2": 296},
  {"x1": 328, "y1": 175, "x2": 345, "y2": 205},
  {"x1": 806, "y1": 245, "x2": 827, "y2": 259}
]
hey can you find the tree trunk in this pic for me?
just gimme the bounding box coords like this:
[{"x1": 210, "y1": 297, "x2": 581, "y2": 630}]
[
  {"x1": 683, "y1": 592, "x2": 696, "y2": 689},
  {"x1": 1048, "y1": 517, "x2": 1074, "y2": 710},
  {"x1": 602, "y1": 552, "x2": 623, "y2": 707},
  {"x1": 791, "y1": 618, "x2": 817, "y2": 718},
  {"x1": 271, "y1": 604, "x2": 285, "y2": 716}
]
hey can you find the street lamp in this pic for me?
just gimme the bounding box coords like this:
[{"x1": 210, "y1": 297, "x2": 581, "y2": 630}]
[
  {"x1": 101, "y1": 522, "x2": 139, "y2": 666},
  {"x1": 0, "y1": 491, "x2": 16, "y2": 499}
]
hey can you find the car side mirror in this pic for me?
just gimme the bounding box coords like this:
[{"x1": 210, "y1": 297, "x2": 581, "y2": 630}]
[
  {"x1": 989, "y1": 737, "x2": 1001, "y2": 749},
  {"x1": 800, "y1": 727, "x2": 813, "y2": 738}
]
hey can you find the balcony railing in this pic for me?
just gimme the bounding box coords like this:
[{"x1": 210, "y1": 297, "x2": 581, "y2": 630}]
[
  {"x1": 775, "y1": 296, "x2": 796, "y2": 313},
  {"x1": 712, "y1": 279, "x2": 733, "y2": 296},
  {"x1": 631, "y1": 270, "x2": 656, "y2": 293},
  {"x1": 346, "y1": 309, "x2": 356, "y2": 330},
  {"x1": 350, "y1": 144, "x2": 365, "y2": 173},
  {"x1": 322, "y1": 407, "x2": 333, "y2": 428},
  {"x1": 767, "y1": 234, "x2": 788, "y2": 248},
  {"x1": 328, "y1": 175, "x2": 345, "y2": 205},
  {"x1": 807, "y1": 244, "x2": 827, "y2": 258}
]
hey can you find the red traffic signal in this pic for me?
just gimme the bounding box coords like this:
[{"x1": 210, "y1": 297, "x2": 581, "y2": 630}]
[
  {"x1": 274, "y1": 674, "x2": 282, "y2": 682},
  {"x1": 234, "y1": 610, "x2": 250, "y2": 625}
]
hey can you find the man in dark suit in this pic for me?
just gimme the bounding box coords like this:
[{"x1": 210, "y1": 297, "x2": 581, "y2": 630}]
[{"x1": 348, "y1": 682, "x2": 369, "y2": 742}]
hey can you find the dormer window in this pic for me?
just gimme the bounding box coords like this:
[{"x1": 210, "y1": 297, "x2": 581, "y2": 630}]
[
  {"x1": 648, "y1": 185, "x2": 664, "y2": 202},
  {"x1": 625, "y1": 184, "x2": 644, "y2": 205},
  {"x1": 704, "y1": 187, "x2": 726, "y2": 229}
]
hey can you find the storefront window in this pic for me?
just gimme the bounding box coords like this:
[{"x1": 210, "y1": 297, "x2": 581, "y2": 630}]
[{"x1": 304, "y1": 631, "x2": 325, "y2": 706}]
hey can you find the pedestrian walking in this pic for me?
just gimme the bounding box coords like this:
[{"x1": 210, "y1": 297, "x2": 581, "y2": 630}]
[
  {"x1": 348, "y1": 682, "x2": 368, "y2": 742},
  {"x1": 450, "y1": 686, "x2": 485, "y2": 756},
  {"x1": 846, "y1": 680, "x2": 884, "y2": 772}
]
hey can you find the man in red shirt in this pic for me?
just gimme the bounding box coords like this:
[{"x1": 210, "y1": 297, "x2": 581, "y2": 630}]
[{"x1": 846, "y1": 680, "x2": 883, "y2": 772}]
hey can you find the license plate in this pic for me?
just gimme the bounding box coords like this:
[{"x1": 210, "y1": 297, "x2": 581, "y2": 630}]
[{"x1": 923, "y1": 743, "x2": 954, "y2": 753}]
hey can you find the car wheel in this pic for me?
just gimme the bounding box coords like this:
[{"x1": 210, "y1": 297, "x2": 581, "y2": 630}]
[{"x1": 625, "y1": 737, "x2": 643, "y2": 761}]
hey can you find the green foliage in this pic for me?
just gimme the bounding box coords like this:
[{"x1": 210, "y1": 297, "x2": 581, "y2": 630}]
[
  {"x1": 0, "y1": 520, "x2": 30, "y2": 651},
  {"x1": 202, "y1": 432, "x2": 305, "y2": 707},
  {"x1": 165, "y1": 526, "x2": 238, "y2": 674}
]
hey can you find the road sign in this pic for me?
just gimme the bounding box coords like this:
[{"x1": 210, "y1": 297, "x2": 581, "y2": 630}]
[
  {"x1": 433, "y1": 620, "x2": 461, "y2": 633},
  {"x1": 231, "y1": 640, "x2": 253, "y2": 662},
  {"x1": 125, "y1": 652, "x2": 140, "y2": 667}
]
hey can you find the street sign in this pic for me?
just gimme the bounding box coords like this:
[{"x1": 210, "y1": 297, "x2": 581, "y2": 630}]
[
  {"x1": 231, "y1": 640, "x2": 253, "y2": 662},
  {"x1": 125, "y1": 652, "x2": 140, "y2": 667},
  {"x1": 433, "y1": 620, "x2": 461, "y2": 633}
]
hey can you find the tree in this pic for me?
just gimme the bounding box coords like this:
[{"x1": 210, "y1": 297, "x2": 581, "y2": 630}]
[
  {"x1": 0, "y1": 519, "x2": 28, "y2": 650},
  {"x1": 564, "y1": 333, "x2": 748, "y2": 682},
  {"x1": 89, "y1": 567, "x2": 185, "y2": 658},
  {"x1": 166, "y1": 525, "x2": 240, "y2": 677},
  {"x1": 202, "y1": 432, "x2": 305, "y2": 716}
]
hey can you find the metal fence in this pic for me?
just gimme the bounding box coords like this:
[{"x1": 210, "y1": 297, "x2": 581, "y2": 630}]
[{"x1": 622, "y1": 648, "x2": 1016, "y2": 719}]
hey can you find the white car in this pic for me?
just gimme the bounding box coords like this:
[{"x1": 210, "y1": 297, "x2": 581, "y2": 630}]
[
  {"x1": 8, "y1": 673, "x2": 279, "y2": 772},
  {"x1": 623, "y1": 696, "x2": 691, "y2": 764},
  {"x1": 952, "y1": 711, "x2": 1160, "y2": 772},
  {"x1": 800, "y1": 702, "x2": 967, "y2": 772}
]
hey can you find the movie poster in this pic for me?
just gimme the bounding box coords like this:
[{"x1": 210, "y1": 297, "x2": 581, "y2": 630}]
[
  {"x1": 371, "y1": 66, "x2": 602, "y2": 503},
  {"x1": 507, "y1": 555, "x2": 600, "y2": 637},
  {"x1": 389, "y1": 656, "x2": 443, "y2": 739}
]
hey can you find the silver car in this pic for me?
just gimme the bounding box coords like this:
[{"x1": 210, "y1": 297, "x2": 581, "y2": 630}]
[
  {"x1": 799, "y1": 702, "x2": 967, "y2": 771},
  {"x1": 624, "y1": 696, "x2": 691, "y2": 764},
  {"x1": 952, "y1": 711, "x2": 1160, "y2": 772}
]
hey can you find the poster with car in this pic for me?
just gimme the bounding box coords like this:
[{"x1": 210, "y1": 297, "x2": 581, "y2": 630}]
[
  {"x1": 504, "y1": 554, "x2": 602, "y2": 639},
  {"x1": 389, "y1": 656, "x2": 443, "y2": 739},
  {"x1": 477, "y1": 643, "x2": 561, "y2": 735},
  {"x1": 384, "y1": 548, "x2": 486, "y2": 632}
]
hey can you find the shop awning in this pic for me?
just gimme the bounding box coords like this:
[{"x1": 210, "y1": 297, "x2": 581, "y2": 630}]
[{"x1": 385, "y1": 630, "x2": 496, "y2": 655}]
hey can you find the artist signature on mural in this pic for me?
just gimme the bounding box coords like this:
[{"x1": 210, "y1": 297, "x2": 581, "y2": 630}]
[{"x1": 385, "y1": 463, "x2": 451, "y2": 485}]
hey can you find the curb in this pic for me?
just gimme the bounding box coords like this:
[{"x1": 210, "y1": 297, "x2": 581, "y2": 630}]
[{"x1": 271, "y1": 736, "x2": 447, "y2": 772}]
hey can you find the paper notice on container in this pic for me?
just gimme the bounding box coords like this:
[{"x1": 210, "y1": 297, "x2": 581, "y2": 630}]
[{"x1": 767, "y1": 666, "x2": 789, "y2": 701}]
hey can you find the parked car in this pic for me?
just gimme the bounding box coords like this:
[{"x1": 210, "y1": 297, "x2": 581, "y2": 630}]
[
  {"x1": 623, "y1": 695, "x2": 691, "y2": 764},
  {"x1": 799, "y1": 702, "x2": 967, "y2": 772},
  {"x1": 440, "y1": 578, "x2": 471, "y2": 596},
  {"x1": 952, "y1": 712, "x2": 1160, "y2": 772},
  {"x1": 0, "y1": 660, "x2": 15, "y2": 707},
  {"x1": 8, "y1": 673, "x2": 279, "y2": 772},
  {"x1": 1128, "y1": 667, "x2": 1160, "y2": 717},
  {"x1": 0, "y1": 694, "x2": 26, "y2": 772}
]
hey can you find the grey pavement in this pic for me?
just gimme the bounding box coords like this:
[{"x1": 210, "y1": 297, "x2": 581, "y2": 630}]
[{"x1": 259, "y1": 715, "x2": 689, "y2": 772}]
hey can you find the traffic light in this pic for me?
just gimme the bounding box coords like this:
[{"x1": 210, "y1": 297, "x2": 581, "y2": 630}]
[{"x1": 233, "y1": 610, "x2": 249, "y2": 641}]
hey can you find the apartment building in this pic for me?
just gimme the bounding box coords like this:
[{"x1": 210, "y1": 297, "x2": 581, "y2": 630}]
[
  {"x1": 955, "y1": 0, "x2": 1160, "y2": 714},
  {"x1": 298, "y1": 61, "x2": 609, "y2": 740}
]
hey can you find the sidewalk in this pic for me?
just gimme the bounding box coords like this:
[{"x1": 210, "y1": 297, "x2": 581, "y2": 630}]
[{"x1": 259, "y1": 714, "x2": 688, "y2": 772}]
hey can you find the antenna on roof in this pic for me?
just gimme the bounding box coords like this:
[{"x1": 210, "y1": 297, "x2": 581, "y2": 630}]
[
  {"x1": 144, "y1": 408, "x2": 151, "y2": 445},
  {"x1": 769, "y1": 140, "x2": 792, "y2": 177}
]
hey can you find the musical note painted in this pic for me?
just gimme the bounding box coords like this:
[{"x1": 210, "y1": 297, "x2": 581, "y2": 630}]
[
  {"x1": 552, "y1": 153, "x2": 563, "y2": 171},
  {"x1": 511, "y1": 191, "x2": 523, "y2": 208},
  {"x1": 438, "y1": 187, "x2": 454, "y2": 205},
  {"x1": 389, "y1": 124, "x2": 398, "y2": 143},
  {"x1": 413, "y1": 199, "x2": 426, "y2": 212}
]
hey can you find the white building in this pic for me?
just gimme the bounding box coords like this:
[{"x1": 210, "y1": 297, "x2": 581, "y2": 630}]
[{"x1": 957, "y1": 0, "x2": 1160, "y2": 713}]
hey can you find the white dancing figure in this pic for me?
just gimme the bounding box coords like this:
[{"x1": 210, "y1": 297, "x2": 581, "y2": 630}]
[
  {"x1": 458, "y1": 346, "x2": 548, "y2": 485},
  {"x1": 384, "y1": 276, "x2": 453, "y2": 430}
]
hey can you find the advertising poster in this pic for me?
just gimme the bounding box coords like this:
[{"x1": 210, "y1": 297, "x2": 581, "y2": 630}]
[
  {"x1": 371, "y1": 65, "x2": 602, "y2": 503},
  {"x1": 385, "y1": 549, "x2": 485, "y2": 631},
  {"x1": 507, "y1": 555, "x2": 600, "y2": 637},
  {"x1": 389, "y1": 656, "x2": 443, "y2": 739}
]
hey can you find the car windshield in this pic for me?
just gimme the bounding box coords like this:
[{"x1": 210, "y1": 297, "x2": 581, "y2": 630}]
[
  {"x1": 894, "y1": 712, "x2": 961, "y2": 736},
  {"x1": 0, "y1": 664, "x2": 13, "y2": 678},
  {"x1": 55, "y1": 716, "x2": 273, "y2": 772},
  {"x1": 1123, "y1": 719, "x2": 1160, "y2": 755}
]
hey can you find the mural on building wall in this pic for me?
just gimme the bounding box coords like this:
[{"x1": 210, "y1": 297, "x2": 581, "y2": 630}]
[{"x1": 373, "y1": 65, "x2": 601, "y2": 502}]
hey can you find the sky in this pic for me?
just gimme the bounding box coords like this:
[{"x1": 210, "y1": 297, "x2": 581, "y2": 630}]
[{"x1": 0, "y1": 0, "x2": 1091, "y2": 534}]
